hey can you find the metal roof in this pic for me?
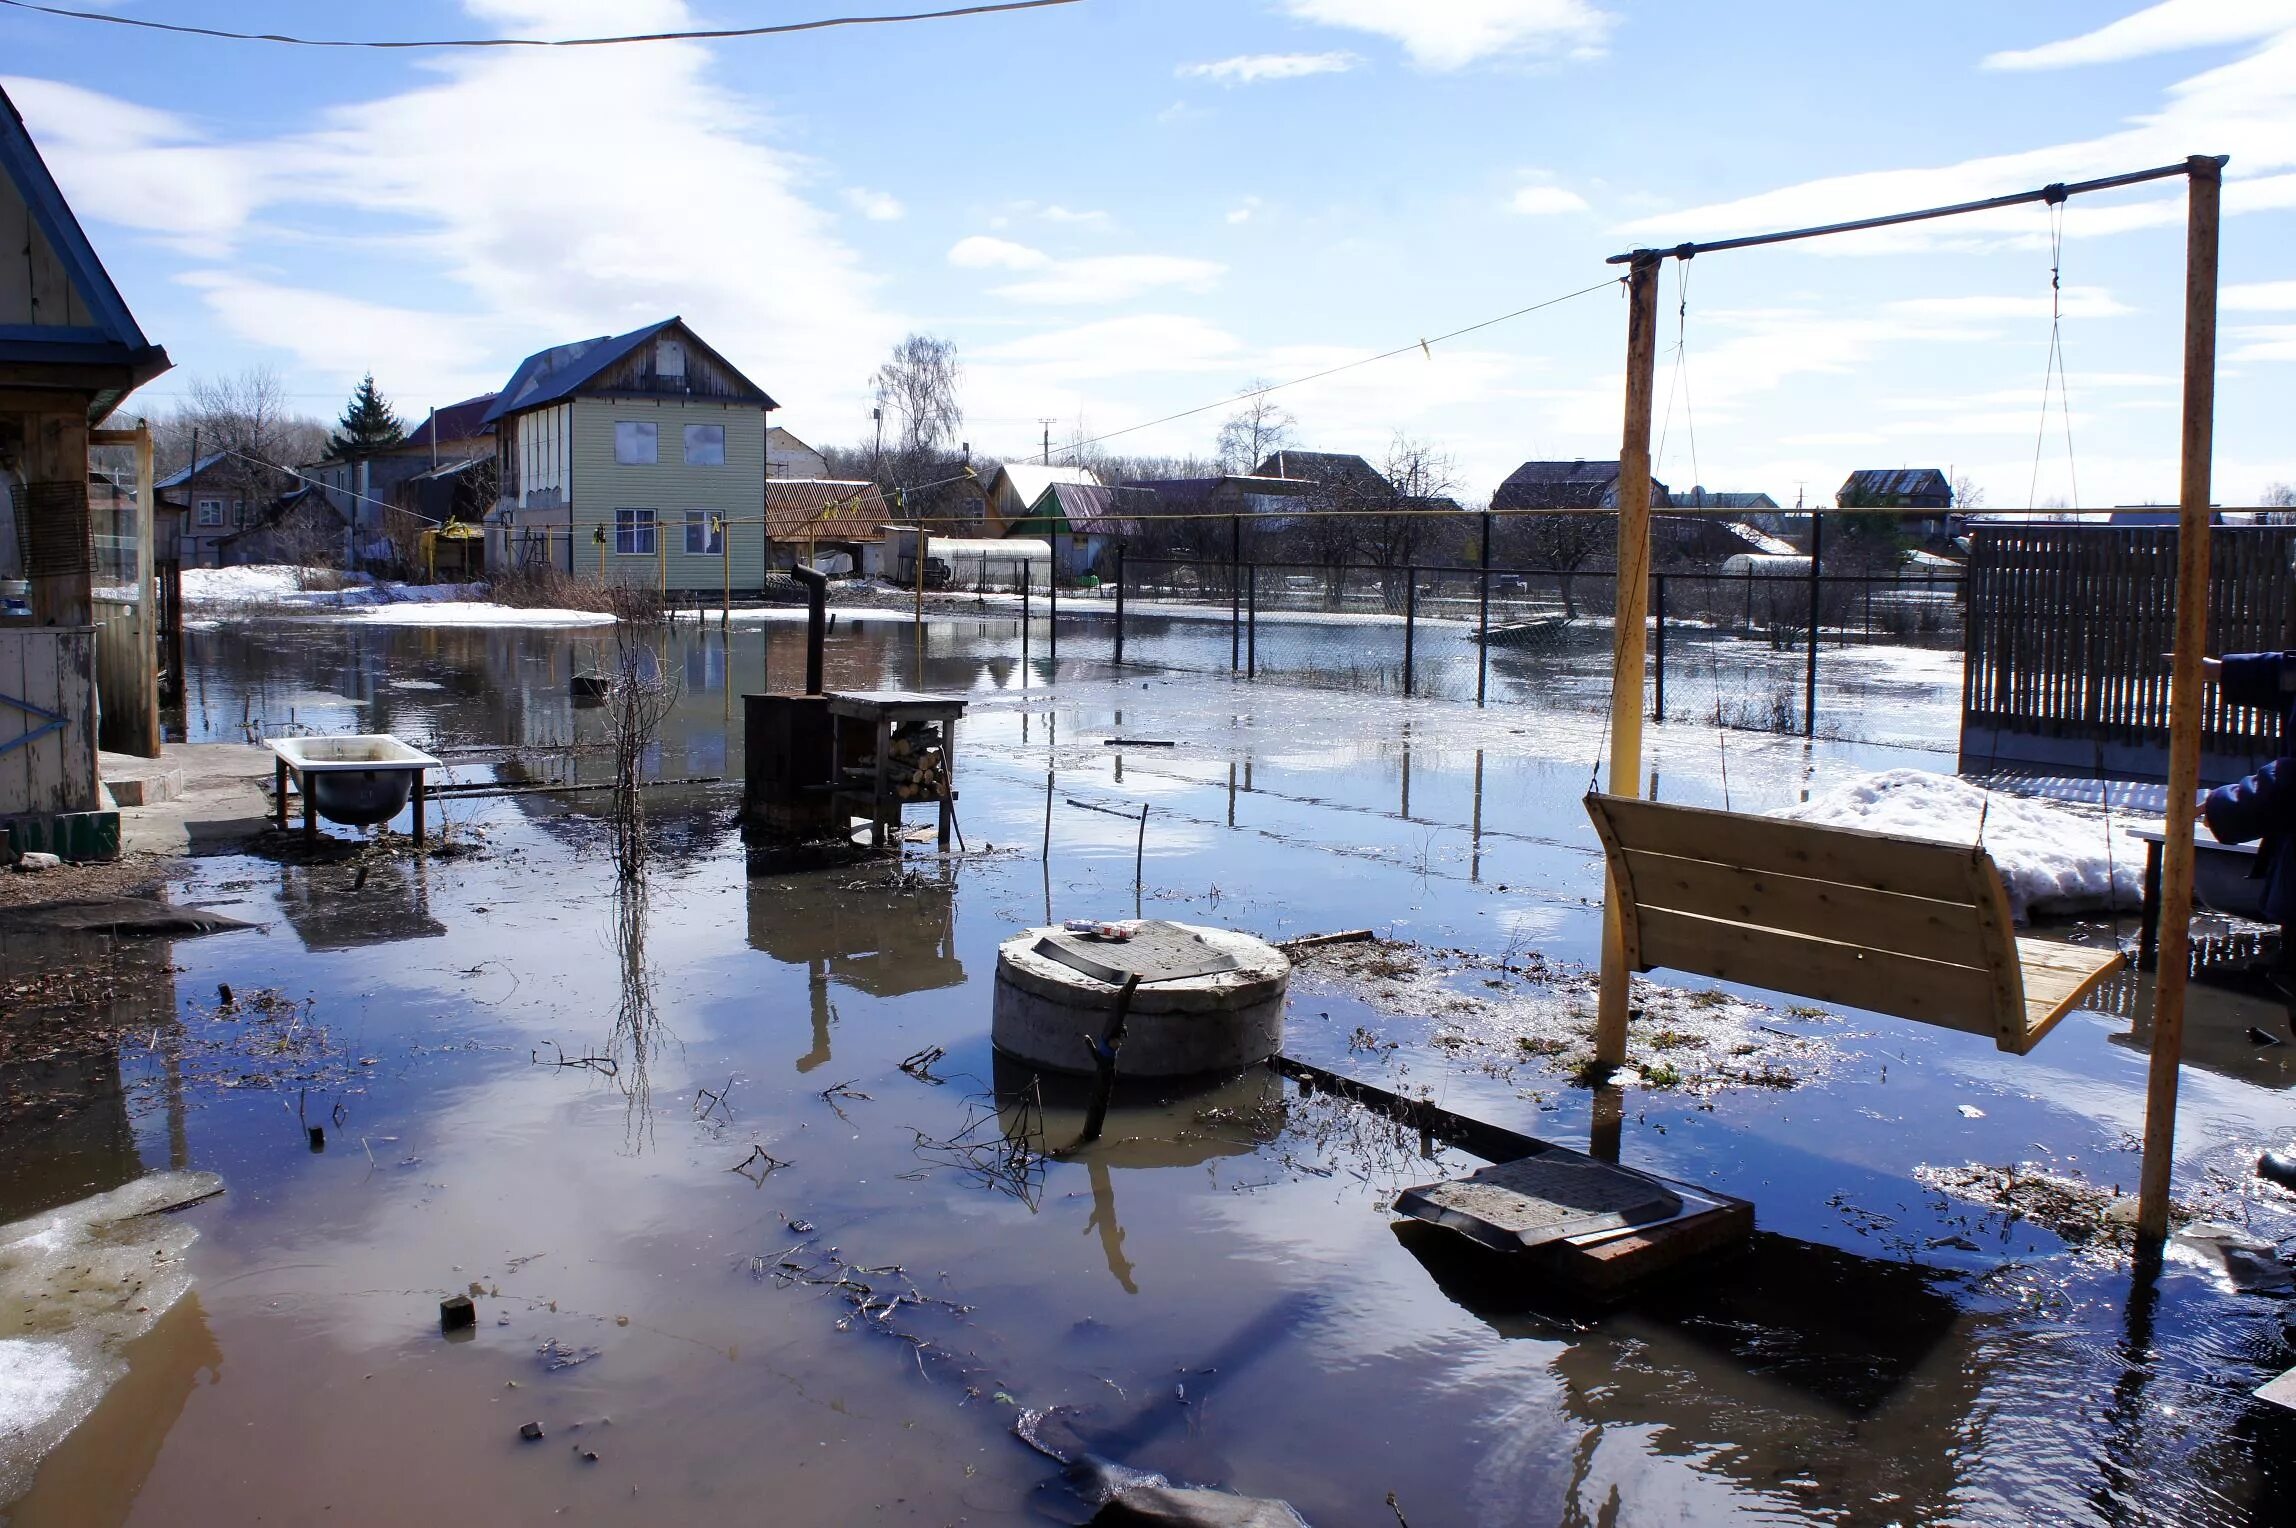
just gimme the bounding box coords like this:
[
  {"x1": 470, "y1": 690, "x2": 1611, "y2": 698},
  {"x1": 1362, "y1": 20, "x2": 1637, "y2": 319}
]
[
  {"x1": 154, "y1": 450, "x2": 231, "y2": 491},
  {"x1": 0, "y1": 82, "x2": 170, "y2": 418},
  {"x1": 1838, "y1": 467, "x2": 1950, "y2": 503},
  {"x1": 405, "y1": 393, "x2": 500, "y2": 449},
  {"x1": 766, "y1": 479, "x2": 889, "y2": 542},
  {"x1": 480, "y1": 318, "x2": 773, "y2": 425},
  {"x1": 1021, "y1": 479, "x2": 1135, "y2": 536},
  {"x1": 1493, "y1": 460, "x2": 1674, "y2": 510}
]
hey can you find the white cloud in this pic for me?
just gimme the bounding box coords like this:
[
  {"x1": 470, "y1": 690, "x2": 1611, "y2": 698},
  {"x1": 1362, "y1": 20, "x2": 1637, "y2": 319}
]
[
  {"x1": 1178, "y1": 52, "x2": 1359, "y2": 85},
  {"x1": 1280, "y1": 0, "x2": 1612, "y2": 70},
  {"x1": 1886, "y1": 287, "x2": 2134, "y2": 320},
  {"x1": 1227, "y1": 196, "x2": 1263, "y2": 225},
  {"x1": 950, "y1": 237, "x2": 1221, "y2": 304},
  {"x1": 2231, "y1": 323, "x2": 2296, "y2": 362},
  {"x1": 1038, "y1": 205, "x2": 1112, "y2": 226},
  {"x1": 2226, "y1": 279, "x2": 2296, "y2": 310},
  {"x1": 995, "y1": 254, "x2": 1226, "y2": 306},
  {"x1": 178, "y1": 272, "x2": 503, "y2": 388},
  {"x1": 1618, "y1": 23, "x2": 2296, "y2": 257},
  {"x1": 948, "y1": 235, "x2": 1052, "y2": 271},
  {"x1": 8, "y1": 2, "x2": 899, "y2": 419},
  {"x1": 1509, "y1": 184, "x2": 1589, "y2": 215},
  {"x1": 1984, "y1": 0, "x2": 2296, "y2": 71},
  {"x1": 842, "y1": 188, "x2": 904, "y2": 221}
]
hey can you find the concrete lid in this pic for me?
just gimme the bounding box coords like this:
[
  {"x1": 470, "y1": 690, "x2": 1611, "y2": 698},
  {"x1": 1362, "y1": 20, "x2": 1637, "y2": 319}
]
[{"x1": 995, "y1": 923, "x2": 1289, "y2": 1016}]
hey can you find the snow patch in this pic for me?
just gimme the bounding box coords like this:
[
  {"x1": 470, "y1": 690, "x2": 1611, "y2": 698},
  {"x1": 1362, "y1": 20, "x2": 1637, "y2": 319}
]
[{"x1": 1780, "y1": 768, "x2": 2141, "y2": 920}]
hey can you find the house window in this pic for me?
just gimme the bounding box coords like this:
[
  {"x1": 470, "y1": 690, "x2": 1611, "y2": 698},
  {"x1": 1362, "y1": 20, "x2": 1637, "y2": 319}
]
[
  {"x1": 235, "y1": 499, "x2": 252, "y2": 526},
  {"x1": 615, "y1": 508, "x2": 657, "y2": 556},
  {"x1": 685, "y1": 510, "x2": 724, "y2": 556},
  {"x1": 656, "y1": 339, "x2": 685, "y2": 379},
  {"x1": 195, "y1": 499, "x2": 223, "y2": 527},
  {"x1": 615, "y1": 421, "x2": 657, "y2": 465},
  {"x1": 683, "y1": 424, "x2": 725, "y2": 466}
]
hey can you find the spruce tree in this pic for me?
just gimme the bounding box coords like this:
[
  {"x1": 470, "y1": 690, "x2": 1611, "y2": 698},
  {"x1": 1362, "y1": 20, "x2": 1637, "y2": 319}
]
[{"x1": 326, "y1": 373, "x2": 406, "y2": 459}]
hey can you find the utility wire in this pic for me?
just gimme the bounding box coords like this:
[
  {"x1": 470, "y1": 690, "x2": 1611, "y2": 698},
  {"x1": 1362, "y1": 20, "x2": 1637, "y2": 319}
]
[
  {"x1": 1065, "y1": 277, "x2": 1622, "y2": 456},
  {"x1": 0, "y1": 0, "x2": 1080, "y2": 49}
]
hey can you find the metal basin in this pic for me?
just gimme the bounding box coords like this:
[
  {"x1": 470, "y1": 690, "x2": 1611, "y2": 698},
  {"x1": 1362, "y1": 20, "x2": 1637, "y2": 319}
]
[{"x1": 266, "y1": 735, "x2": 440, "y2": 828}]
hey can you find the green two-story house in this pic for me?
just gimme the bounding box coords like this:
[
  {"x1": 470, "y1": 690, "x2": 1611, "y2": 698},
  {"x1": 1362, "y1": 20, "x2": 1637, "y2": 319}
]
[{"x1": 482, "y1": 317, "x2": 776, "y2": 592}]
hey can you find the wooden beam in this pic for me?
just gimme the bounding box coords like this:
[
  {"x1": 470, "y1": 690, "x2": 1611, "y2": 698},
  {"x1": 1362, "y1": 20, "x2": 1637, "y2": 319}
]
[
  {"x1": 2140, "y1": 156, "x2": 2223, "y2": 1242},
  {"x1": 1594, "y1": 252, "x2": 1663, "y2": 1070}
]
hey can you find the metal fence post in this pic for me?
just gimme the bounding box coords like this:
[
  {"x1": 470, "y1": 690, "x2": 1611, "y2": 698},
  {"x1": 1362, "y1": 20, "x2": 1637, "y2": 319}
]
[
  {"x1": 1404, "y1": 565, "x2": 1417, "y2": 697},
  {"x1": 1020, "y1": 560, "x2": 1029, "y2": 681},
  {"x1": 1114, "y1": 540, "x2": 1125, "y2": 667},
  {"x1": 1247, "y1": 561, "x2": 1257, "y2": 678},
  {"x1": 1049, "y1": 564, "x2": 1058, "y2": 670},
  {"x1": 1229, "y1": 514, "x2": 1242, "y2": 673},
  {"x1": 1652, "y1": 572, "x2": 1666, "y2": 722},
  {"x1": 1476, "y1": 513, "x2": 1492, "y2": 707},
  {"x1": 1805, "y1": 511, "x2": 1822, "y2": 739}
]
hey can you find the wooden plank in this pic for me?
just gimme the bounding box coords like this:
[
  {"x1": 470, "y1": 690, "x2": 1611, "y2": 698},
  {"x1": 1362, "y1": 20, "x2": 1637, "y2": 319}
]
[
  {"x1": 1590, "y1": 793, "x2": 1982, "y2": 903},
  {"x1": 0, "y1": 628, "x2": 27, "y2": 813},
  {"x1": 1636, "y1": 905, "x2": 2004, "y2": 1037},
  {"x1": 2013, "y1": 937, "x2": 2123, "y2": 1054},
  {"x1": 1616, "y1": 846, "x2": 1989, "y2": 969}
]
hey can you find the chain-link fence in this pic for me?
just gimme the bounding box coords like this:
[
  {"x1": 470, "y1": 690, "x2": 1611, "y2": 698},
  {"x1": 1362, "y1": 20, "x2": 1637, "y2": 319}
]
[{"x1": 1102, "y1": 554, "x2": 1964, "y2": 746}]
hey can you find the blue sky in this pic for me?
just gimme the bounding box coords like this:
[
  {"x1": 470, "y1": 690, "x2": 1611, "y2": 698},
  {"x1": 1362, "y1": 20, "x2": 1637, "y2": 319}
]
[{"x1": 7, "y1": 0, "x2": 2293, "y2": 505}]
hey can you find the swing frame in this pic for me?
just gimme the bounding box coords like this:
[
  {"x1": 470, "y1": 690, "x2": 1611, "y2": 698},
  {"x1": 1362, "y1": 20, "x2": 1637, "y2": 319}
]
[{"x1": 1591, "y1": 155, "x2": 2226, "y2": 1242}]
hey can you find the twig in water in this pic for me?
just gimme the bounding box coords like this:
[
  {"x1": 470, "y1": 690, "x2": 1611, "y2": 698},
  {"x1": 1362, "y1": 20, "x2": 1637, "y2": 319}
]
[
  {"x1": 532, "y1": 1039, "x2": 618, "y2": 1077},
  {"x1": 1388, "y1": 1491, "x2": 1411, "y2": 1527},
  {"x1": 729, "y1": 1143, "x2": 789, "y2": 1185},
  {"x1": 1057, "y1": 974, "x2": 1140, "y2": 1158},
  {"x1": 819, "y1": 1080, "x2": 872, "y2": 1122},
  {"x1": 898, "y1": 1046, "x2": 948, "y2": 1083},
  {"x1": 694, "y1": 1076, "x2": 736, "y2": 1123}
]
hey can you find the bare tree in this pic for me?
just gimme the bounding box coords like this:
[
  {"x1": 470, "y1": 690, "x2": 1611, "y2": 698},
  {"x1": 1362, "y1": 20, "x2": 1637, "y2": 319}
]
[
  {"x1": 872, "y1": 335, "x2": 964, "y2": 460},
  {"x1": 148, "y1": 368, "x2": 329, "y2": 552},
  {"x1": 1359, "y1": 434, "x2": 1461, "y2": 589},
  {"x1": 1950, "y1": 473, "x2": 1987, "y2": 511},
  {"x1": 2264, "y1": 481, "x2": 2296, "y2": 512},
  {"x1": 1215, "y1": 382, "x2": 1295, "y2": 476},
  {"x1": 1503, "y1": 513, "x2": 1612, "y2": 618}
]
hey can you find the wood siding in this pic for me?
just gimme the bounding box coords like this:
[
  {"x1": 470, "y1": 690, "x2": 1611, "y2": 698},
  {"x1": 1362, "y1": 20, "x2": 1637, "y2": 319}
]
[
  {"x1": 0, "y1": 625, "x2": 98, "y2": 814},
  {"x1": 0, "y1": 170, "x2": 93, "y2": 329},
  {"x1": 1961, "y1": 522, "x2": 2294, "y2": 780},
  {"x1": 569, "y1": 397, "x2": 766, "y2": 590}
]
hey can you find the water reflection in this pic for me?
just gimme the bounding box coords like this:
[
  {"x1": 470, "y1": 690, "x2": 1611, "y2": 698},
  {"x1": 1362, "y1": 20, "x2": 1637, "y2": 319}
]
[{"x1": 274, "y1": 856, "x2": 444, "y2": 951}]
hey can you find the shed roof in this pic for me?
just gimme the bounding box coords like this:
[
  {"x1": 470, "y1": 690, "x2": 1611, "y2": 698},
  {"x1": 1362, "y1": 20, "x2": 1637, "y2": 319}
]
[
  {"x1": 1022, "y1": 479, "x2": 1135, "y2": 536},
  {"x1": 1493, "y1": 459, "x2": 1673, "y2": 510},
  {"x1": 405, "y1": 393, "x2": 500, "y2": 449},
  {"x1": 0, "y1": 82, "x2": 170, "y2": 417},
  {"x1": 1839, "y1": 467, "x2": 1950, "y2": 504},
  {"x1": 481, "y1": 317, "x2": 773, "y2": 425},
  {"x1": 155, "y1": 451, "x2": 230, "y2": 491},
  {"x1": 766, "y1": 479, "x2": 889, "y2": 543},
  {"x1": 993, "y1": 462, "x2": 1101, "y2": 506}
]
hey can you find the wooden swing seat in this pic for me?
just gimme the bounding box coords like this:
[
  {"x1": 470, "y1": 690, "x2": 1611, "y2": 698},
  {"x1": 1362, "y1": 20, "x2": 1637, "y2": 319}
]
[{"x1": 1585, "y1": 793, "x2": 2124, "y2": 1056}]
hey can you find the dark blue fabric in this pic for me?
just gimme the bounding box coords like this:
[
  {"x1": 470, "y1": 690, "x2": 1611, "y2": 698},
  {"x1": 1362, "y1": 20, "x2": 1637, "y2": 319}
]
[{"x1": 2203, "y1": 653, "x2": 2296, "y2": 926}]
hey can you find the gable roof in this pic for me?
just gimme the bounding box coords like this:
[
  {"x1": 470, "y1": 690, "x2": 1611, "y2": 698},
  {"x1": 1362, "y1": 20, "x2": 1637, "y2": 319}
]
[
  {"x1": 0, "y1": 83, "x2": 170, "y2": 418},
  {"x1": 1493, "y1": 460, "x2": 1673, "y2": 510},
  {"x1": 1021, "y1": 479, "x2": 1135, "y2": 536},
  {"x1": 1839, "y1": 467, "x2": 1950, "y2": 504},
  {"x1": 404, "y1": 393, "x2": 500, "y2": 450},
  {"x1": 1252, "y1": 450, "x2": 1390, "y2": 495},
  {"x1": 993, "y1": 462, "x2": 1101, "y2": 505},
  {"x1": 1669, "y1": 486, "x2": 1779, "y2": 511},
  {"x1": 765, "y1": 479, "x2": 889, "y2": 543},
  {"x1": 155, "y1": 450, "x2": 230, "y2": 492},
  {"x1": 480, "y1": 317, "x2": 773, "y2": 425}
]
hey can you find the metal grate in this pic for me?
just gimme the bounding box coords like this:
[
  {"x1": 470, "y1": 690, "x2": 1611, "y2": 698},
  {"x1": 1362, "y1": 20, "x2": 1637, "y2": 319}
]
[{"x1": 11, "y1": 479, "x2": 93, "y2": 577}]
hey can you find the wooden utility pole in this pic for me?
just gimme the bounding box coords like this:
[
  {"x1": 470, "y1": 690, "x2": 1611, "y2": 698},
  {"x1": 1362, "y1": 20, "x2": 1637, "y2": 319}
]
[
  {"x1": 1593, "y1": 252, "x2": 1664, "y2": 1069},
  {"x1": 2139, "y1": 155, "x2": 2223, "y2": 1242}
]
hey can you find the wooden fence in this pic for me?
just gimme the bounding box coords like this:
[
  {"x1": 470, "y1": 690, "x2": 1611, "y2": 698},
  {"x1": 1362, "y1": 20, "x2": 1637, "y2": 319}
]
[{"x1": 1961, "y1": 523, "x2": 2295, "y2": 780}]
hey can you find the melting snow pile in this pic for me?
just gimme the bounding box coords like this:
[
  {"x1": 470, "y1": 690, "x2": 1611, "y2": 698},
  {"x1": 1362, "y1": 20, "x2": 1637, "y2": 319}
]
[
  {"x1": 1781, "y1": 768, "x2": 2142, "y2": 921},
  {"x1": 0, "y1": 1172, "x2": 223, "y2": 1506}
]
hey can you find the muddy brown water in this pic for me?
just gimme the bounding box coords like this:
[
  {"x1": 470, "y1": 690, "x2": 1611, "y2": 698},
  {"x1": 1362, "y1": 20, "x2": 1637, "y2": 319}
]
[{"x1": 4, "y1": 613, "x2": 2296, "y2": 1524}]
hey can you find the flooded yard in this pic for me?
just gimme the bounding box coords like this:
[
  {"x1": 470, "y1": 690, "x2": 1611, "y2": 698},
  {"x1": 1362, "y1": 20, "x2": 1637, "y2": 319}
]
[{"x1": 9, "y1": 613, "x2": 2296, "y2": 1524}]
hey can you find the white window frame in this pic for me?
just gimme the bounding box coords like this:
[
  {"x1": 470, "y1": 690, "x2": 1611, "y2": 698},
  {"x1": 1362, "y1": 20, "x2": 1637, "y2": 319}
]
[
  {"x1": 682, "y1": 423, "x2": 725, "y2": 467},
  {"x1": 615, "y1": 508, "x2": 657, "y2": 556},
  {"x1": 195, "y1": 498, "x2": 224, "y2": 527},
  {"x1": 684, "y1": 510, "x2": 724, "y2": 556},
  {"x1": 615, "y1": 421, "x2": 658, "y2": 466}
]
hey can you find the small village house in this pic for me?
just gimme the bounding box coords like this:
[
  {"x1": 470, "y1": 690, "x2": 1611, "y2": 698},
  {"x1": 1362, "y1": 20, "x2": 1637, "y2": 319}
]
[
  {"x1": 482, "y1": 318, "x2": 776, "y2": 592},
  {"x1": 155, "y1": 450, "x2": 256, "y2": 566},
  {"x1": 1008, "y1": 479, "x2": 1136, "y2": 581},
  {"x1": 981, "y1": 461, "x2": 1101, "y2": 535},
  {"x1": 768, "y1": 425, "x2": 828, "y2": 481},
  {"x1": 1838, "y1": 466, "x2": 1954, "y2": 543},
  {"x1": 0, "y1": 81, "x2": 169, "y2": 835}
]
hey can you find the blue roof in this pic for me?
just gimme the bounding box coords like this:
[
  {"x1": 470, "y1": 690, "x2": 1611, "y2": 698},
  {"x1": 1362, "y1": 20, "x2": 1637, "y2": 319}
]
[
  {"x1": 480, "y1": 317, "x2": 772, "y2": 425},
  {"x1": 0, "y1": 83, "x2": 169, "y2": 417}
]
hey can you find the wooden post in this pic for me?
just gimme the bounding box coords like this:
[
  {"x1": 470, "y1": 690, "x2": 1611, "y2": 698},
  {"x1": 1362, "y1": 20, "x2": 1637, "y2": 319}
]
[
  {"x1": 1477, "y1": 511, "x2": 1492, "y2": 707},
  {"x1": 1113, "y1": 540, "x2": 1126, "y2": 667},
  {"x1": 2139, "y1": 156, "x2": 2222, "y2": 1243},
  {"x1": 1594, "y1": 252, "x2": 1664, "y2": 1069},
  {"x1": 914, "y1": 530, "x2": 929, "y2": 682}
]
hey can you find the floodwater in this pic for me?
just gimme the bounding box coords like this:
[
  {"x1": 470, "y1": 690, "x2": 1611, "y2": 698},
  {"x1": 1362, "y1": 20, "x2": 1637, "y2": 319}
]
[{"x1": 5, "y1": 610, "x2": 2296, "y2": 1525}]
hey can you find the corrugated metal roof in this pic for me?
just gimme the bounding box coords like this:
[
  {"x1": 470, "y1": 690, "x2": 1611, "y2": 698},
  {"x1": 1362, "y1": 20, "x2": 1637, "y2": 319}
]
[
  {"x1": 1251, "y1": 451, "x2": 1390, "y2": 494},
  {"x1": 1025, "y1": 480, "x2": 1135, "y2": 536},
  {"x1": 994, "y1": 462, "x2": 1101, "y2": 507},
  {"x1": 155, "y1": 451, "x2": 230, "y2": 491},
  {"x1": 1492, "y1": 460, "x2": 1674, "y2": 510},
  {"x1": 406, "y1": 393, "x2": 500, "y2": 448},
  {"x1": 766, "y1": 479, "x2": 889, "y2": 542},
  {"x1": 1838, "y1": 468, "x2": 1950, "y2": 504}
]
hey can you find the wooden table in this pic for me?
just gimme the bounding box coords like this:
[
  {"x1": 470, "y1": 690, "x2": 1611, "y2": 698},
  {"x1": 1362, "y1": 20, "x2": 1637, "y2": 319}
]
[{"x1": 825, "y1": 690, "x2": 965, "y2": 850}]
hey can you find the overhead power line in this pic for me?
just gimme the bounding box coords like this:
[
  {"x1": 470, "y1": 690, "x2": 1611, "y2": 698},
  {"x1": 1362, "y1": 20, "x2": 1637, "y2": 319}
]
[
  {"x1": 0, "y1": 0, "x2": 1080, "y2": 49},
  {"x1": 1068, "y1": 276, "x2": 1622, "y2": 456}
]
